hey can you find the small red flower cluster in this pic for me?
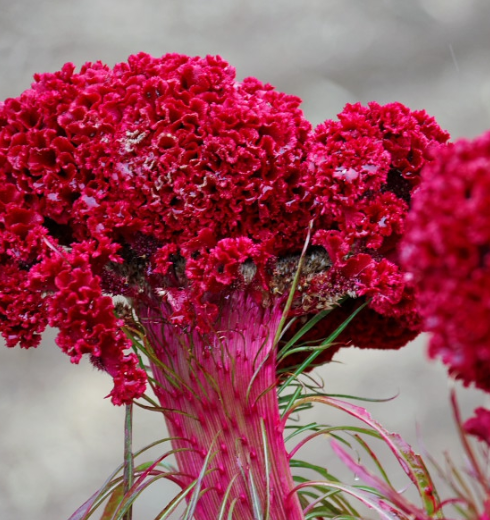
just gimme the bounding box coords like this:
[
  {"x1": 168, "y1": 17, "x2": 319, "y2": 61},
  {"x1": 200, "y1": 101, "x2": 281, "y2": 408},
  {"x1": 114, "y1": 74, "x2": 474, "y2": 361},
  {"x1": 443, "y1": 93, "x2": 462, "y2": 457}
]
[
  {"x1": 290, "y1": 102, "x2": 449, "y2": 360},
  {"x1": 0, "y1": 53, "x2": 449, "y2": 403},
  {"x1": 308, "y1": 102, "x2": 446, "y2": 250},
  {"x1": 401, "y1": 132, "x2": 490, "y2": 393},
  {"x1": 464, "y1": 407, "x2": 490, "y2": 446}
]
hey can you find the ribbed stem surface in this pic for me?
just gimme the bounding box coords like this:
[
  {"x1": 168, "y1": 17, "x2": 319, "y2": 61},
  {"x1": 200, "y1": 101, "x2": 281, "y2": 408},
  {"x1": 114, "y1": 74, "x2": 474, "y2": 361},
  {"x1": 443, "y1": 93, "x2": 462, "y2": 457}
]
[{"x1": 140, "y1": 292, "x2": 305, "y2": 520}]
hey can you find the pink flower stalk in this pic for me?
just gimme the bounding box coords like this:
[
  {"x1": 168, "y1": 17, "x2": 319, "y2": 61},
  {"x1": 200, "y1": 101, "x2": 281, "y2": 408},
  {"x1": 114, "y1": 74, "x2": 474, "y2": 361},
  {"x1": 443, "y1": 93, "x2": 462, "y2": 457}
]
[
  {"x1": 0, "y1": 53, "x2": 448, "y2": 518},
  {"x1": 401, "y1": 131, "x2": 490, "y2": 393}
]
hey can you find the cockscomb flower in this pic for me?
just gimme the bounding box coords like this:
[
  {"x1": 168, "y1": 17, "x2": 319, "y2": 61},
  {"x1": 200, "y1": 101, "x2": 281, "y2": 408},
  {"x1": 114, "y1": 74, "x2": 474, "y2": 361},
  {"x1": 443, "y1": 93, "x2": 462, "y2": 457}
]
[
  {"x1": 0, "y1": 53, "x2": 449, "y2": 518},
  {"x1": 401, "y1": 131, "x2": 490, "y2": 393}
]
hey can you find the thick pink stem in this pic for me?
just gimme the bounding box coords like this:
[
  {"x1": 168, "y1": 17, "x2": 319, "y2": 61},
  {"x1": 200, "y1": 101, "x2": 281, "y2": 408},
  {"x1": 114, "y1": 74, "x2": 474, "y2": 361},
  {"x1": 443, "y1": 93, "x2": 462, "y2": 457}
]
[{"x1": 139, "y1": 292, "x2": 305, "y2": 520}]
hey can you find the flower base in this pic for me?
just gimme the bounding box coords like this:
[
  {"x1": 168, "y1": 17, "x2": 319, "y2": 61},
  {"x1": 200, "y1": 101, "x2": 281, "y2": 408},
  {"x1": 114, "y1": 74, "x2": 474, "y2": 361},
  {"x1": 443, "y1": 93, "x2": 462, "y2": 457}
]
[{"x1": 140, "y1": 291, "x2": 305, "y2": 519}]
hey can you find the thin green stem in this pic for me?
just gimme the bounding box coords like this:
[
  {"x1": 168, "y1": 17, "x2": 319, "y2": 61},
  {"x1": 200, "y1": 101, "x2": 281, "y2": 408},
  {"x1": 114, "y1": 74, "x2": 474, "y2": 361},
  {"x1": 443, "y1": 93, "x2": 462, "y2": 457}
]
[
  {"x1": 273, "y1": 219, "x2": 314, "y2": 348},
  {"x1": 123, "y1": 403, "x2": 134, "y2": 520}
]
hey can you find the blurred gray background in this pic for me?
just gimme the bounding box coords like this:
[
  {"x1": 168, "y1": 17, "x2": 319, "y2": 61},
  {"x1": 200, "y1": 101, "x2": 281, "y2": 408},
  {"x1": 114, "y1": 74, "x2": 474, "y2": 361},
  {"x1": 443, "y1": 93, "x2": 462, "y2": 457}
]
[{"x1": 1, "y1": 0, "x2": 489, "y2": 518}]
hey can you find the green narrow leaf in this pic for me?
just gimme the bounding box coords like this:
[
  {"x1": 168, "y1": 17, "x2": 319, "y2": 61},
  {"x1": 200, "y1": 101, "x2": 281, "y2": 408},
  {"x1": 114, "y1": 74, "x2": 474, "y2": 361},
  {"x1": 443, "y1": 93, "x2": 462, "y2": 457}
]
[
  {"x1": 295, "y1": 480, "x2": 409, "y2": 520},
  {"x1": 284, "y1": 422, "x2": 323, "y2": 442},
  {"x1": 273, "y1": 219, "x2": 314, "y2": 348},
  {"x1": 290, "y1": 459, "x2": 342, "y2": 483},
  {"x1": 288, "y1": 425, "x2": 380, "y2": 461},
  {"x1": 277, "y1": 309, "x2": 331, "y2": 360},
  {"x1": 260, "y1": 419, "x2": 271, "y2": 520},
  {"x1": 245, "y1": 332, "x2": 273, "y2": 407},
  {"x1": 351, "y1": 433, "x2": 393, "y2": 488},
  {"x1": 112, "y1": 471, "x2": 187, "y2": 520},
  {"x1": 280, "y1": 385, "x2": 303, "y2": 420},
  {"x1": 278, "y1": 301, "x2": 369, "y2": 396},
  {"x1": 217, "y1": 475, "x2": 239, "y2": 520},
  {"x1": 153, "y1": 482, "x2": 198, "y2": 520},
  {"x1": 227, "y1": 498, "x2": 239, "y2": 520},
  {"x1": 248, "y1": 469, "x2": 264, "y2": 520},
  {"x1": 108, "y1": 446, "x2": 197, "y2": 520},
  {"x1": 181, "y1": 435, "x2": 219, "y2": 520}
]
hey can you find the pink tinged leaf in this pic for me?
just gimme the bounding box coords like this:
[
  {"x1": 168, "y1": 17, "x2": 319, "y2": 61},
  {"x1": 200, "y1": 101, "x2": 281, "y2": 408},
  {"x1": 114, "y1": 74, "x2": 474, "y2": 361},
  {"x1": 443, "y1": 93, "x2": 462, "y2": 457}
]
[
  {"x1": 353, "y1": 433, "x2": 392, "y2": 487},
  {"x1": 330, "y1": 440, "x2": 427, "y2": 518},
  {"x1": 67, "y1": 464, "x2": 125, "y2": 520},
  {"x1": 285, "y1": 395, "x2": 442, "y2": 517},
  {"x1": 100, "y1": 484, "x2": 124, "y2": 520},
  {"x1": 68, "y1": 490, "x2": 104, "y2": 520},
  {"x1": 293, "y1": 480, "x2": 410, "y2": 520}
]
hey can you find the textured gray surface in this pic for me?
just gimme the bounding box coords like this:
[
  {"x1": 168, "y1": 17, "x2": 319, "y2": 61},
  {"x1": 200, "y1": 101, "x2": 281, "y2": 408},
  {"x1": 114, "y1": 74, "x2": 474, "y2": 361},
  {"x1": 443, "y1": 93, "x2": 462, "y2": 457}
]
[{"x1": 1, "y1": 1, "x2": 489, "y2": 518}]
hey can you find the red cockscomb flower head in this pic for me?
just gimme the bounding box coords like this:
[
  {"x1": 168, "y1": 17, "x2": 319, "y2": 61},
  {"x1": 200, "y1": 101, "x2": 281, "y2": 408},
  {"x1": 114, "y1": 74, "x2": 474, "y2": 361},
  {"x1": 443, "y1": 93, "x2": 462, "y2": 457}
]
[
  {"x1": 401, "y1": 131, "x2": 490, "y2": 392},
  {"x1": 0, "y1": 53, "x2": 449, "y2": 404}
]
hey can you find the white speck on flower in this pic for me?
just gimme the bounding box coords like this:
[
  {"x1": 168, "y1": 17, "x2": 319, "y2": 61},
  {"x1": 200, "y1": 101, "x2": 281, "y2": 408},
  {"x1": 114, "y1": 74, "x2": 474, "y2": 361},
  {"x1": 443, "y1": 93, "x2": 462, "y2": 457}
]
[
  {"x1": 81, "y1": 195, "x2": 98, "y2": 208},
  {"x1": 117, "y1": 162, "x2": 134, "y2": 179},
  {"x1": 334, "y1": 167, "x2": 359, "y2": 181},
  {"x1": 362, "y1": 164, "x2": 378, "y2": 174}
]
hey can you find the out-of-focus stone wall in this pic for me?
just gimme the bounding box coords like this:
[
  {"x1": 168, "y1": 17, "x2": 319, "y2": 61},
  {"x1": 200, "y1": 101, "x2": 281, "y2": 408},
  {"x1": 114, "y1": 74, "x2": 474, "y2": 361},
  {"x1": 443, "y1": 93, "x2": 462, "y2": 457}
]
[{"x1": 1, "y1": 1, "x2": 489, "y2": 518}]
